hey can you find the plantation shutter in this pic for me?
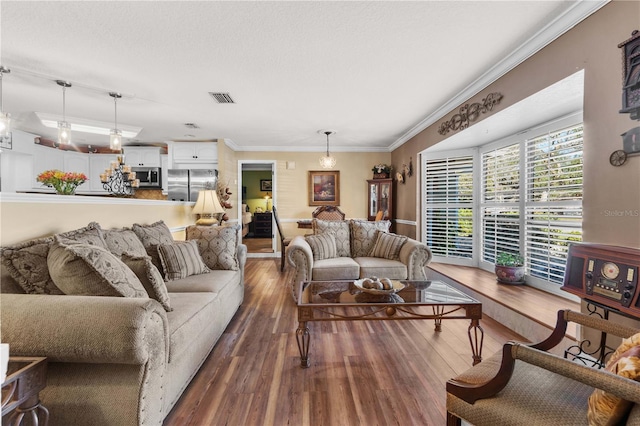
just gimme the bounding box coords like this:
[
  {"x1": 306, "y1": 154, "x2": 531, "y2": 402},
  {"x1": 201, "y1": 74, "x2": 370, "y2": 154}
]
[
  {"x1": 481, "y1": 143, "x2": 520, "y2": 264},
  {"x1": 424, "y1": 155, "x2": 474, "y2": 260},
  {"x1": 525, "y1": 124, "x2": 583, "y2": 284}
]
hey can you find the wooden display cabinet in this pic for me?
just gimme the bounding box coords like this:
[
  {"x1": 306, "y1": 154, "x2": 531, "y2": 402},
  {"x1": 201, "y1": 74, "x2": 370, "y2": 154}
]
[
  {"x1": 253, "y1": 212, "x2": 273, "y2": 238},
  {"x1": 367, "y1": 178, "x2": 393, "y2": 222}
]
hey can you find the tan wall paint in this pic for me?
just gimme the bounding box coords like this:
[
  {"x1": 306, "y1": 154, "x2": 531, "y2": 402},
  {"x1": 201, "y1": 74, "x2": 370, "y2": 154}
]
[
  {"x1": 392, "y1": 1, "x2": 640, "y2": 248},
  {"x1": 0, "y1": 200, "x2": 194, "y2": 245}
]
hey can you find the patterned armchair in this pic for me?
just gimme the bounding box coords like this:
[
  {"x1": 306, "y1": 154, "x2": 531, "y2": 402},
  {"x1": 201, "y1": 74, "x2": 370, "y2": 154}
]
[{"x1": 446, "y1": 309, "x2": 640, "y2": 425}]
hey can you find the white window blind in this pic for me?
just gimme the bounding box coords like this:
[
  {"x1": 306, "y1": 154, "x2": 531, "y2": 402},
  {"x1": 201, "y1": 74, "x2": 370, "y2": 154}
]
[
  {"x1": 481, "y1": 143, "x2": 520, "y2": 264},
  {"x1": 424, "y1": 155, "x2": 474, "y2": 260},
  {"x1": 525, "y1": 124, "x2": 583, "y2": 284}
]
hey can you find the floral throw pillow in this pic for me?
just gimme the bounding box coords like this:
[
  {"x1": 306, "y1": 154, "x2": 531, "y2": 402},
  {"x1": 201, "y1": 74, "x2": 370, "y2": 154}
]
[
  {"x1": 0, "y1": 236, "x2": 62, "y2": 294},
  {"x1": 121, "y1": 252, "x2": 172, "y2": 311},
  {"x1": 588, "y1": 332, "x2": 640, "y2": 426}
]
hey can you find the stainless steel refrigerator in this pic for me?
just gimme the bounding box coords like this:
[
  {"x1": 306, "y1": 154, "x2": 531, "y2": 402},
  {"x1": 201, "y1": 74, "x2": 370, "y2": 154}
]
[{"x1": 167, "y1": 169, "x2": 218, "y2": 201}]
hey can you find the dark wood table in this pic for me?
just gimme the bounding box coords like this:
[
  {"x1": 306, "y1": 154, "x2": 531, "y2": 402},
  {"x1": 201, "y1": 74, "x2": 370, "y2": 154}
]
[
  {"x1": 297, "y1": 220, "x2": 312, "y2": 229},
  {"x1": 2, "y1": 357, "x2": 49, "y2": 426},
  {"x1": 296, "y1": 280, "x2": 484, "y2": 368}
]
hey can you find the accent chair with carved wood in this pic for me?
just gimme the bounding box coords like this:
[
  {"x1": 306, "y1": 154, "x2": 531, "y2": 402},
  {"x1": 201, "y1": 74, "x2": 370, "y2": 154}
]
[{"x1": 446, "y1": 309, "x2": 640, "y2": 426}]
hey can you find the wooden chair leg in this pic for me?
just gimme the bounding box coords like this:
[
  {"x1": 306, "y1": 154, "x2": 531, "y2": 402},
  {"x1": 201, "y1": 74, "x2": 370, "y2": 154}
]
[{"x1": 281, "y1": 249, "x2": 285, "y2": 272}]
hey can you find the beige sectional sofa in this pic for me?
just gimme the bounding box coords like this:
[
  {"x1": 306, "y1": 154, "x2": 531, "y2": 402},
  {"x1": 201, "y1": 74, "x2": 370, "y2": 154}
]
[
  {"x1": 0, "y1": 221, "x2": 246, "y2": 426},
  {"x1": 286, "y1": 219, "x2": 432, "y2": 301}
]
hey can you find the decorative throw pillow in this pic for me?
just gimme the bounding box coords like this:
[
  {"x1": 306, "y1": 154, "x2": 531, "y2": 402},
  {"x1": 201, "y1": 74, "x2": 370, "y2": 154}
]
[
  {"x1": 305, "y1": 233, "x2": 338, "y2": 261},
  {"x1": 349, "y1": 220, "x2": 391, "y2": 258},
  {"x1": 186, "y1": 225, "x2": 239, "y2": 271},
  {"x1": 47, "y1": 236, "x2": 147, "y2": 298},
  {"x1": 588, "y1": 332, "x2": 640, "y2": 426},
  {"x1": 56, "y1": 222, "x2": 107, "y2": 247},
  {"x1": 132, "y1": 221, "x2": 174, "y2": 272},
  {"x1": 157, "y1": 240, "x2": 210, "y2": 281},
  {"x1": 121, "y1": 252, "x2": 173, "y2": 312},
  {"x1": 0, "y1": 236, "x2": 62, "y2": 294},
  {"x1": 103, "y1": 228, "x2": 147, "y2": 258},
  {"x1": 312, "y1": 219, "x2": 350, "y2": 257},
  {"x1": 369, "y1": 231, "x2": 408, "y2": 260}
]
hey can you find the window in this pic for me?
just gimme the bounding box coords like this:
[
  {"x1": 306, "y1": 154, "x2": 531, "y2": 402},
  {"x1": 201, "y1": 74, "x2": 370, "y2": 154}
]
[
  {"x1": 423, "y1": 117, "x2": 583, "y2": 292},
  {"x1": 424, "y1": 152, "x2": 475, "y2": 264}
]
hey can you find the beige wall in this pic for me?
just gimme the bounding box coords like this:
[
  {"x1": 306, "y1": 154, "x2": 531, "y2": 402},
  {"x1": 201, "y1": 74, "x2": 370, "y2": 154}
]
[
  {"x1": 0, "y1": 198, "x2": 194, "y2": 245},
  {"x1": 392, "y1": 1, "x2": 640, "y2": 248}
]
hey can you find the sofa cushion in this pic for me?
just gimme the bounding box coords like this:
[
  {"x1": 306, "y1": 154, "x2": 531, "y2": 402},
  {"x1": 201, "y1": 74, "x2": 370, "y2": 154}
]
[
  {"x1": 185, "y1": 225, "x2": 239, "y2": 271},
  {"x1": 588, "y1": 332, "x2": 640, "y2": 426},
  {"x1": 48, "y1": 237, "x2": 147, "y2": 298},
  {"x1": 356, "y1": 257, "x2": 408, "y2": 280},
  {"x1": 312, "y1": 257, "x2": 360, "y2": 281},
  {"x1": 313, "y1": 219, "x2": 350, "y2": 257},
  {"x1": 56, "y1": 222, "x2": 107, "y2": 247},
  {"x1": 369, "y1": 231, "x2": 407, "y2": 260},
  {"x1": 158, "y1": 240, "x2": 210, "y2": 281},
  {"x1": 103, "y1": 228, "x2": 147, "y2": 258},
  {"x1": 305, "y1": 233, "x2": 337, "y2": 260},
  {"x1": 164, "y1": 292, "x2": 220, "y2": 363},
  {"x1": 0, "y1": 236, "x2": 62, "y2": 295},
  {"x1": 121, "y1": 253, "x2": 173, "y2": 312},
  {"x1": 132, "y1": 220, "x2": 174, "y2": 272},
  {"x1": 165, "y1": 269, "x2": 239, "y2": 293},
  {"x1": 350, "y1": 220, "x2": 391, "y2": 258}
]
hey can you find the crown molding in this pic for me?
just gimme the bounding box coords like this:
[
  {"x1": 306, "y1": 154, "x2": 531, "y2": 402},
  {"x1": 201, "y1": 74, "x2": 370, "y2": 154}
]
[{"x1": 389, "y1": 0, "x2": 609, "y2": 151}]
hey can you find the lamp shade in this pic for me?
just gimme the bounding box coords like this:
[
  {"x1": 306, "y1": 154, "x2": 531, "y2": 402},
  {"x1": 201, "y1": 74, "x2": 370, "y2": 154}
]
[{"x1": 193, "y1": 190, "x2": 225, "y2": 215}]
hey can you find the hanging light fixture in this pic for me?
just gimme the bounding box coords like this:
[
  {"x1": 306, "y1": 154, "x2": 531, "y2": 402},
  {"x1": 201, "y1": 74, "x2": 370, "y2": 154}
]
[
  {"x1": 319, "y1": 130, "x2": 336, "y2": 169},
  {"x1": 0, "y1": 66, "x2": 10, "y2": 139},
  {"x1": 56, "y1": 80, "x2": 72, "y2": 145},
  {"x1": 109, "y1": 92, "x2": 123, "y2": 151}
]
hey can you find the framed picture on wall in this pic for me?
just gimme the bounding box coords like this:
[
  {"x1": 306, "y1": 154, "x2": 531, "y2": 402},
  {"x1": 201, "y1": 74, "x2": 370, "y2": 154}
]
[
  {"x1": 260, "y1": 179, "x2": 272, "y2": 191},
  {"x1": 308, "y1": 170, "x2": 340, "y2": 206}
]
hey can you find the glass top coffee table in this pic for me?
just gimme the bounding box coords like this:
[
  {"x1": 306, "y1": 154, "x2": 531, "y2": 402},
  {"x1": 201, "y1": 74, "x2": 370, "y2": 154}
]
[{"x1": 296, "y1": 280, "x2": 483, "y2": 368}]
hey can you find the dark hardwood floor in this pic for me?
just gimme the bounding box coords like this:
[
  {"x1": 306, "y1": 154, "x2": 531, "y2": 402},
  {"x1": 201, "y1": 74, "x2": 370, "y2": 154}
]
[{"x1": 164, "y1": 258, "x2": 526, "y2": 425}]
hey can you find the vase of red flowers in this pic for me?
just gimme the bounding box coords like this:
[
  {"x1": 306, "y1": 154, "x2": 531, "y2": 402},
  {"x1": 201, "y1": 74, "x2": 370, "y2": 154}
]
[{"x1": 37, "y1": 170, "x2": 88, "y2": 195}]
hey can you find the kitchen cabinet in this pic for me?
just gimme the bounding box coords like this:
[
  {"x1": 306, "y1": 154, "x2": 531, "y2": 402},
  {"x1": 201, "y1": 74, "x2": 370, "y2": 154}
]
[
  {"x1": 172, "y1": 142, "x2": 218, "y2": 163},
  {"x1": 367, "y1": 178, "x2": 393, "y2": 223},
  {"x1": 63, "y1": 151, "x2": 90, "y2": 177},
  {"x1": 161, "y1": 154, "x2": 168, "y2": 192},
  {"x1": 123, "y1": 147, "x2": 161, "y2": 167},
  {"x1": 253, "y1": 212, "x2": 272, "y2": 238},
  {"x1": 32, "y1": 145, "x2": 63, "y2": 188},
  {"x1": 89, "y1": 154, "x2": 119, "y2": 192}
]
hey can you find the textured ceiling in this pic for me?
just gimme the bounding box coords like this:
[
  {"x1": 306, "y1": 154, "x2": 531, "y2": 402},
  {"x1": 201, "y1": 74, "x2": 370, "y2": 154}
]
[{"x1": 1, "y1": 1, "x2": 603, "y2": 151}]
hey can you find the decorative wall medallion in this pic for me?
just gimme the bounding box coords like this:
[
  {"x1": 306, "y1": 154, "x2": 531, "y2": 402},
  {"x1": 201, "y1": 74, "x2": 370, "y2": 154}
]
[{"x1": 438, "y1": 92, "x2": 503, "y2": 135}]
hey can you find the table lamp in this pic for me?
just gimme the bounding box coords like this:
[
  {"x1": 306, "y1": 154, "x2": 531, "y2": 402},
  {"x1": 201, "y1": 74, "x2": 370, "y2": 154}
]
[{"x1": 193, "y1": 190, "x2": 225, "y2": 226}]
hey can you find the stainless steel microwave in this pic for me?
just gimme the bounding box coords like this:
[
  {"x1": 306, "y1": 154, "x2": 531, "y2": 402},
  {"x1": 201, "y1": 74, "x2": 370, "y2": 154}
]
[{"x1": 131, "y1": 167, "x2": 161, "y2": 188}]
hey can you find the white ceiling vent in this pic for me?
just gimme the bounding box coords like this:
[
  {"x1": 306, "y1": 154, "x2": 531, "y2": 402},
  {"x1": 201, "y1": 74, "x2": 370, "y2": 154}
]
[
  {"x1": 184, "y1": 123, "x2": 200, "y2": 129},
  {"x1": 209, "y1": 92, "x2": 235, "y2": 104}
]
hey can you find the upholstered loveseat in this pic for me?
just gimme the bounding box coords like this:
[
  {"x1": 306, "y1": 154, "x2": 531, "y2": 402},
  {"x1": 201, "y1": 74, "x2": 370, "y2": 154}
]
[
  {"x1": 286, "y1": 219, "x2": 432, "y2": 301},
  {"x1": 0, "y1": 221, "x2": 246, "y2": 426}
]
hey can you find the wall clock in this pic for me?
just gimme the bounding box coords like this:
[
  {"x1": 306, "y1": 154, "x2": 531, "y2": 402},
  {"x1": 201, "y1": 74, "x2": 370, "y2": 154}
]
[{"x1": 609, "y1": 150, "x2": 627, "y2": 166}]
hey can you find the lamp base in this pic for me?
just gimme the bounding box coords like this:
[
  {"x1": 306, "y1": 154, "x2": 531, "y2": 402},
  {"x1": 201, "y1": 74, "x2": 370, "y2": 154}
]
[{"x1": 196, "y1": 217, "x2": 219, "y2": 226}]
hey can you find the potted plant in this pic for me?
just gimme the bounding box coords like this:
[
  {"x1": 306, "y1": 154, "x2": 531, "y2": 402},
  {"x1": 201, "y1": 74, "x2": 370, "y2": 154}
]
[
  {"x1": 495, "y1": 252, "x2": 525, "y2": 284},
  {"x1": 372, "y1": 164, "x2": 392, "y2": 179},
  {"x1": 37, "y1": 169, "x2": 88, "y2": 195}
]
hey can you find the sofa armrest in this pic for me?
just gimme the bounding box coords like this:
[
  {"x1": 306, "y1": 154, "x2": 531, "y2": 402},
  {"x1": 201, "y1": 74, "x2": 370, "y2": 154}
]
[
  {"x1": 399, "y1": 238, "x2": 433, "y2": 280},
  {"x1": 286, "y1": 235, "x2": 313, "y2": 301},
  {"x1": 1, "y1": 294, "x2": 169, "y2": 365},
  {"x1": 237, "y1": 243, "x2": 247, "y2": 281}
]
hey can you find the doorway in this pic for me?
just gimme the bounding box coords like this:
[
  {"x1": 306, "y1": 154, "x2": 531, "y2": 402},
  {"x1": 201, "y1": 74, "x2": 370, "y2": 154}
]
[{"x1": 238, "y1": 160, "x2": 276, "y2": 257}]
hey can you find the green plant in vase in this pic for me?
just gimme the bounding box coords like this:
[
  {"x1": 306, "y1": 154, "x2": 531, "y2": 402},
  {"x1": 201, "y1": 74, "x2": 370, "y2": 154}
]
[{"x1": 495, "y1": 252, "x2": 525, "y2": 284}]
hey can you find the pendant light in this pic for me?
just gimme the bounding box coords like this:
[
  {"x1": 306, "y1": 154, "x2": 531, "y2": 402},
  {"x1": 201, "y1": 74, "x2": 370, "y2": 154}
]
[
  {"x1": 319, "y1": 130, "x2": 336, "y2": 169},
  {"x1": 0, "y1": 66, "x2": 10, "y2": 139},
  {"x1": 56, "y1": 80, "x2": 72, "y2": 145},
  {"x1": 109, "y1": 92, "x2": 122, "y2": 151}
]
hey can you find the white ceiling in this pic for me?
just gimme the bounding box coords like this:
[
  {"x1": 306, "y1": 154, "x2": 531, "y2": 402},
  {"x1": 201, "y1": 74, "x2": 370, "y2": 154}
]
[{"x1": 1, "y1": 1, "x2": 605, "y2": 152}]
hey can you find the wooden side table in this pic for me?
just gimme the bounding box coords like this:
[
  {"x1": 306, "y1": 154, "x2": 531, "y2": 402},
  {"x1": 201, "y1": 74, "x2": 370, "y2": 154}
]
[{"x1": 1, "y1": 357, "x2": 49, "y2": 426}]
